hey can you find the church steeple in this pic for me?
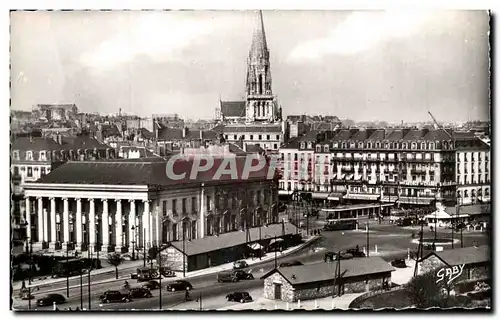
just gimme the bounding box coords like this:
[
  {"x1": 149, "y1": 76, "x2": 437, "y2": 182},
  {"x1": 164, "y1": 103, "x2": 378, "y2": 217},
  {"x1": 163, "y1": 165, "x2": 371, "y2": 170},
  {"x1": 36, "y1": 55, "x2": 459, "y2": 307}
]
[{"x1": 245, "y1": 10, "x2": 276, "y2": 122}]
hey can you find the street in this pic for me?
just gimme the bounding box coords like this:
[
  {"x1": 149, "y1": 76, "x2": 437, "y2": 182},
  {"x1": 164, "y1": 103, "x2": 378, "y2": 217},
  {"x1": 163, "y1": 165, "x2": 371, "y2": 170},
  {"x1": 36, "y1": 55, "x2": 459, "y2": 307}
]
[{"x1": 13, "y1": 220, "x2": 489, "y2": 311}]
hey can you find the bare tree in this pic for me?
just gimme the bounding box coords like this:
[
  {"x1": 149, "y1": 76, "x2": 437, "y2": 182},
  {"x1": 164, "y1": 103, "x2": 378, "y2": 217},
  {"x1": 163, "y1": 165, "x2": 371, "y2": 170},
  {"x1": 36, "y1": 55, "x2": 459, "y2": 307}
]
[{"x1": 107, "y1": 253, "x2": 124, "y2": 279}]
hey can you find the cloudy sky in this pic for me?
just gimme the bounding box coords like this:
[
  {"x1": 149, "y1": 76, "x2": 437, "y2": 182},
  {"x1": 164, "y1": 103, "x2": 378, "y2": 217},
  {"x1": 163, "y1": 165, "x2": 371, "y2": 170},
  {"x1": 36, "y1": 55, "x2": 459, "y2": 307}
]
[{"x1": 10, "y1": 10, "x2": 490, "y2": 122}]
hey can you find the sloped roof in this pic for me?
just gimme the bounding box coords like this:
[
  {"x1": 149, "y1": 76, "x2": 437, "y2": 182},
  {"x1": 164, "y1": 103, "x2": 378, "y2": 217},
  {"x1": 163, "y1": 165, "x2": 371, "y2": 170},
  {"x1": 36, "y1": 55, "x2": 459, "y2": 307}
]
[
  {"x1": 385, "y1": 130, "x2": 405, "y2": 141},
  {"x1": 11, "y1": 136, "x2": 107, "y2": 152},
  {"x1": 350, "y1": 129, "x2": 376, "y2": 141},
  {"x1": 221, "y1": 101, "x2": 246, "y2": 118},
  {"x1": 34, "y1": 156, "x2": 273, "y2": 187},
  {"x1": 169, "y1": 222, "x2": 295, "y2": 256},
  {"x1": 402, "y1": 129, "x2": 429, "y2": 141},
  {"x1": 423, "y1": 129, "x2": 452, "y2": 141},
  {"x1": 222, "y1": 125, "x2": 282, "y2": 133},
  {"x1": 157, "y1": 128, "x2": 218, "y2": 141},
  {"x1": 281, "y1": 137, "x2": 300, "y2": 149},
  {"x1": 262, "y1": 257, "x2": 394, "y2": 285},
  {"x1": 366, "y1": 129, "x2": 387, "y2": 141},
  {"x1": 332, "y1": 129, "x2": 355, "y2": 141},
  {"x1": 421, "y1": 245, "x2": 489, "y2": 267}
]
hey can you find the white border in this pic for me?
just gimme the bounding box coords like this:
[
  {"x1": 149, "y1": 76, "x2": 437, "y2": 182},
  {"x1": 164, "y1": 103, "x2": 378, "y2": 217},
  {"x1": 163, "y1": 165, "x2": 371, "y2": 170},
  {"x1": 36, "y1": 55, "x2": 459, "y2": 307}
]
[{"x1": 2, "y1": 1, "x2": 498, "y2": 320}]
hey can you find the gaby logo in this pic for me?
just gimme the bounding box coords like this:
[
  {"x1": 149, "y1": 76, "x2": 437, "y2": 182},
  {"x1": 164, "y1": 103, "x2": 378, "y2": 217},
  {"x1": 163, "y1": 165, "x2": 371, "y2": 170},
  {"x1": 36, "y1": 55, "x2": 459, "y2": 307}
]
[{"x1": 436, "y1": 264, "x2": 465, "y2": 285}]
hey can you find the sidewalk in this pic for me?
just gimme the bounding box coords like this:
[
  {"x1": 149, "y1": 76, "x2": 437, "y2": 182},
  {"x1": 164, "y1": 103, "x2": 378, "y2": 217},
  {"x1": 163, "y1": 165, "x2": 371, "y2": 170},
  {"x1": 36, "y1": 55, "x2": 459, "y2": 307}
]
[
  {"x1": 13, "y1": 235, "x2": 319, "y2": 295},
  {"x1": 218, "y1": 293, "x2": 365, "y2": 310}
]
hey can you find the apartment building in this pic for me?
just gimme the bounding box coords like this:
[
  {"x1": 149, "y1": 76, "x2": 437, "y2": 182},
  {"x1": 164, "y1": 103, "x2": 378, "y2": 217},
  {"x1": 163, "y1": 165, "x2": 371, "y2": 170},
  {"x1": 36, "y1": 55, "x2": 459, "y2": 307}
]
[{"x1": 278, "y1": 128, "x2": 490, "y2": 206}]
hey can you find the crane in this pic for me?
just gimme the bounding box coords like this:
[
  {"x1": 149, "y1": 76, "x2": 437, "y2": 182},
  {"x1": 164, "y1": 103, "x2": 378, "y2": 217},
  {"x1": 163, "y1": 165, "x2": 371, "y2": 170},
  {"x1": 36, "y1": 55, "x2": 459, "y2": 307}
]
[{"x1": 427, "y1": 111, "x2": 453, "y2": 140}]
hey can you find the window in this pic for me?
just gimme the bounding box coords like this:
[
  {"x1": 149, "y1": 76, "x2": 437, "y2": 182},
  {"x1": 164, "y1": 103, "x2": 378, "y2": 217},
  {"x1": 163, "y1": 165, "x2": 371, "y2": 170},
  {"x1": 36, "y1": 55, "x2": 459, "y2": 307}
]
[
  {"x1": 225, "y1": 135, "x2": 228, "y2": 140},
  {"x1": 256, "y1": 191, "x2": 261, "y2": 204},
  {"x1": 206, "y1": 196, "x2": 211, "y2": 211},
  {"x1": 27, "y1": 167, "x2": 33, "y2": 177},
  {"x1": 234, "y1": 135, "x2": 237, "y2": 140},
  {"x1": 316, "y1": 145, "x2": 321, "y2": 152},
  {"x1": 342, "y1": 142, "x2": 347, "y2": 149},
  {"x1": 163, "y1": 200, "x2": 167, "y2": 216},
  {"x1": 13, "y1": 150, "x2": 20, "y2": 160},
  {"x1": 294, "y1": 154, "x2": 298, "y2": 161},
  {"x1": 258, "y1": 135, "x2": 262, "y2": 140},
  {"x1": 13, "y1": 166, "x2": 19, "y2": 177},
  {"x1": 267, "y1": 135, "x2": 270, "y2": 140},
  {"x1": 276, "y1": 135, "x2": 280, "y2": 140},
  {"x1": 358, "y1": 142, "x2": 363, "y2": 148},
  {"x1": 41, "y1": 167, "x2": 46, "y2": 177},
  {"x1": 464, "y1": 190, "x2": 469, "y2": 198},
  {"x1": 430, "y1": 175, "x2": 434, "y2": 182},
  {"x1": 26, "y1": 151, "x2": 33, "y2": 161},
  {"x1": 324, "y1": 145, "x2": 329, "y2": 152},
  {"x1": 412, "y1": 176, "x2": 416, "y2": 181},
  {"x1": 300, "y1": 142, "x2": 305, "y2": 149},
  {"x1": 485, "y1": 188, "x2": 489, "y2": 196},
  {"x1": 250, "y1": 135, "x2": 254, "y2": 140},
  {"x1": 182, "y1": 198, "x2": 187, "y2": 213},
  {"x1": 172, "y1": 199, "x2": 178, "y2": 215},
  {"x1": 274, "y1": 144, "x2": 278, "y2": 149},
  {"x1": 172, "y1": 224, "x2": 178, "y2": 241}
]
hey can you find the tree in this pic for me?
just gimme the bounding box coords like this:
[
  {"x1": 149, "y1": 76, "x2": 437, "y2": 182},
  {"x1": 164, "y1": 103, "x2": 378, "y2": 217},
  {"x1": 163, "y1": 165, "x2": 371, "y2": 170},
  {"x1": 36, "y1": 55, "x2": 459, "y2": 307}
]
[
  {"x1": 107, "y1": 253, "x2": 124, "y2": 279},
  {"x1": 405, "y1": 270, "x2": 471, "y2": 308}
]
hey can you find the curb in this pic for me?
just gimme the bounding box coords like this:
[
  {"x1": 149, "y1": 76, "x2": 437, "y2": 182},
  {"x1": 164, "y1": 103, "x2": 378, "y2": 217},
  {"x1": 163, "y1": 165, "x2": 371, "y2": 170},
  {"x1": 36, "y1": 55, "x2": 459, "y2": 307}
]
[{"x1": 21, "y1": 236, "x2": 320, "y2": 297}]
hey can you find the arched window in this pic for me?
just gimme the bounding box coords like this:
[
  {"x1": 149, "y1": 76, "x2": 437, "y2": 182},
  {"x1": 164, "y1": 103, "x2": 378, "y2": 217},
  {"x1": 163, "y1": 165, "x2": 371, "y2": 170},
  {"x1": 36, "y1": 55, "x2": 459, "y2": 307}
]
[
  {"x1": 375, "y1": 142, "x2": 381, "y2": 149},
  {"x1": 485, "y1": 188, "x2": 490, "y2": 196},
  {"x1": 402, "y1": 143, "x2": 407, "y2": 149},
  {"x1": 342, "y1": 142, "x2": 346, "y2": 149},
  {"x1": 259, "y1": 74, "x2": 263, "y2": 94},
  {"x1": 429, "y1": 142, "x2": 434, "y2": 150},
  {"x1": 471, "y1": 189, "x2": 476, "y2": 198},
  {"x1": 443, "y1": 141, "x2": 448, "y2": 150},
  {"x1": 358, "y1": 142, "x2": 363, "y2": 148},
  {"x1": 411, "y1": 142, "x2": 416, "y2": 150},
  {"x1": 464, "y1": 190, "x2": 469, "y2": 198},
  {"x1": 367, "y1": 142, "x2": 372, "y2": 149},
  {"x1": 457, "y1": 190, "x2": 461, "y2": 198}
]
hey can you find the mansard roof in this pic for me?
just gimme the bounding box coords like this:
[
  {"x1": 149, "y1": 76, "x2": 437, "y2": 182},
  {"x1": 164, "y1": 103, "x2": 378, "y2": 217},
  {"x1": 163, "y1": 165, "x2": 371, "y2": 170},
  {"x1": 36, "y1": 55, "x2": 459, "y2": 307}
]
[{"x1": 220, "y1": 101, "x2": 246, "y2": 118}]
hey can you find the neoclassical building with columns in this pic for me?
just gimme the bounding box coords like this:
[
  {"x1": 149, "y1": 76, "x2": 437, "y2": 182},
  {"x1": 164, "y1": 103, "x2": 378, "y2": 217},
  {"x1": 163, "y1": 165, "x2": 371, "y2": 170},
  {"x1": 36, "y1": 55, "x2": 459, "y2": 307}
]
[{"x1": 22, "y1": 157, "x2": 279, "y2": 253}]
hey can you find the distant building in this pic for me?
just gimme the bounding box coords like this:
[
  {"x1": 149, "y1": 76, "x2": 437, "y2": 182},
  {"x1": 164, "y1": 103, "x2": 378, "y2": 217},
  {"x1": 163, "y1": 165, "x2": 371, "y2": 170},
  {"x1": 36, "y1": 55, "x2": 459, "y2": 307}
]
[
  {"x1": 32, "y1": 104, "x2": 79, "y2": 121},
  {"x1": 214, "y1": 123, "x2": 285, "y2": 152},
  {"x1": 156, "y1": 126, "x2": 220, "y2": 156}
]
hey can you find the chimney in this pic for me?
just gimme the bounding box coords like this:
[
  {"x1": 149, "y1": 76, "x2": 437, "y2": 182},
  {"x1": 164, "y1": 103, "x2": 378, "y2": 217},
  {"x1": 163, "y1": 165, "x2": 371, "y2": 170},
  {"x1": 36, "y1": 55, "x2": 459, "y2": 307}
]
[
  {"x1": 58, "y1": 134, "x2": 62, "y2": 145},
  {"x1": 243, "y1": 143, "x2": 247, "y2": 152},
  {"x1": 182, "y1": 127, "x2": 188, "y2": 138},
  {"x1": 199, "y1": 130, "x2": 203, "y2": 140}
]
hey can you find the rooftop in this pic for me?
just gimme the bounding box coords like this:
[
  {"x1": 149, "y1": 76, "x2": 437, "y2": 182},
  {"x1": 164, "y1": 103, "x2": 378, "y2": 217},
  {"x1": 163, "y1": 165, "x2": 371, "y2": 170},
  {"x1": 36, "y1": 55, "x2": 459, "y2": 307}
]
[
  {"x1": 262, "y1": 257, "x2": 395, "y2": 285},
  {"x1": 168, "y1": 222, "x2": 296, "y2": 256},
  {"x1": 420, "y1": 245, "x2": 490, "y2": 266}
]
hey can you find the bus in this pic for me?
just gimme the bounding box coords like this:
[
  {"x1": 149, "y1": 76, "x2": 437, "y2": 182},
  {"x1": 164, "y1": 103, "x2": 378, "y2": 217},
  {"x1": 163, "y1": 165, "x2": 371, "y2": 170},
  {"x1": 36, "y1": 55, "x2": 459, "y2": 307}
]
[{"x1": 53, "y1": 258, "x2": 86, "y2": 277}]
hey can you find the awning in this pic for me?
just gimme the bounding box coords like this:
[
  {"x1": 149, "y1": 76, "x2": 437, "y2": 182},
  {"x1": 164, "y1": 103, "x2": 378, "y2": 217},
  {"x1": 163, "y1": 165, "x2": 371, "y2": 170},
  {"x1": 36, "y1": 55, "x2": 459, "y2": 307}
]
[
  {"x1": 312, "y1": 192, "x2": 329, "y2": 199},
  {"x1": 345, "y1": 193, "x2": 380, "y2": 200},
  {"x1": 248, "y1": 243, "x2": 263, "y2": 250},
  {"x1": 270, "y1": 238, "x2": 284, "y2": 245}
]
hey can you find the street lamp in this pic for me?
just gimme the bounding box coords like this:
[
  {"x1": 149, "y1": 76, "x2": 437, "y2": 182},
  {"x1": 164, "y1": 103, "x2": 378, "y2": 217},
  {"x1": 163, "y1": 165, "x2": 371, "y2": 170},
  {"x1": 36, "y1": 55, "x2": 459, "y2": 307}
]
[
  {"x1": 131, "y1": 226, "x2": 136, "y2": 260},
  {"x1": 22, "y1": 221, "x2": 33, "y2": 310}
]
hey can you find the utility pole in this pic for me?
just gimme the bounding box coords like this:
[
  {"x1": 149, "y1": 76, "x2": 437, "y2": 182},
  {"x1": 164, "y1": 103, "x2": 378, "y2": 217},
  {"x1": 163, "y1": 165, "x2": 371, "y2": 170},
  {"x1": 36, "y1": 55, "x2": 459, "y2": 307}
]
[
  {"x1": 199, "y1": 292, "x2": 203, "y2": 311},
  {"x1": 88, "y1": 244, "x2": 91, "y2": 310},
  {"x1": 366, "y1": 213, "x2": 370, "y2": 257},
  {"x1": 274, "y1": 234, "x2": 278, "y2": 269},
  {"x1": 414, "y1": 222, "x2": 424, "y2": 277},
  {"x1": 66, "y1": 241, "x2": 70, "y2": 297},
  {"x1": 459, "y1": 198, "x2": 464, "y2": 248},
  {"x1": 28, "y1": 239, "x2": 32, "y2": 310},
  {"x1": 143, "y1": 228, "x2": 146, "y2": 268},
  {"x1": 159, "y1": 245, "x2": 162, "y2": 310},
  {"x1": 182, "y1": 227, "x2": 186, "y2": 278}
]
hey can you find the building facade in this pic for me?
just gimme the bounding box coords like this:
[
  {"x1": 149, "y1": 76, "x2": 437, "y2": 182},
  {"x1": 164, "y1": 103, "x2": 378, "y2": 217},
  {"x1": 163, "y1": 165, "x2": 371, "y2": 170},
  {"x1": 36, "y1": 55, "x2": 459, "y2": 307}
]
[
  {"x1": 21, "y1": 157, "x2": 278, "y2": 253},
  {"x1": 278, "y1": 128, "x2": 490, "y2": 206},
  {"x1": 32, "y1": 104, "x2": 79, "y2": 121}
]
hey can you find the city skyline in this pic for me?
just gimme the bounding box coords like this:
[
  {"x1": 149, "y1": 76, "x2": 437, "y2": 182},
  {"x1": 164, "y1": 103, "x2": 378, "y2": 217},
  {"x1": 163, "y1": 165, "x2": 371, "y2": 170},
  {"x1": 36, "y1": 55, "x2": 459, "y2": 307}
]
[{"x1": 11, "y1": 10, "x2": 490, "y2": 122}]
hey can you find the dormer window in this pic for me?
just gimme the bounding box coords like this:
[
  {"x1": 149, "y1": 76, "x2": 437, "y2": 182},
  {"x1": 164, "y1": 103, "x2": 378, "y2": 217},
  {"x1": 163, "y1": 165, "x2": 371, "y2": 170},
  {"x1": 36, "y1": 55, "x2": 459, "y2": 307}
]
[
  {"x1": 26, "y1": 151, "x2": 33, "y2": 161},
  {"x1": 39, "y1": 151, "x2": 46, "y2": 161},
  {"x1": 316, "y1": 145, "x2": 321, "y2": 152},
  {"x1": 410, "y1": 142, "x2": 416, "y2": 150},
  {"x1": 341, "y1": 142, "x2": 346, "y2": 149},
  {"x1": 429, "y1": 142, "x2": 435, "y2": 150},
  {"x1": 443, "y1": 141, "x2": 448, "y2": 150},
  {"x1": 384, "y1": 143, "x2": 389, "y2": 149},
  {"x1": 358, "y1": 142, "x2": 363, "y2": 148},
  {"x1": 300, "y1": 142, "x2": 305, "y2": 149},
  {"x1": 375, "y1": 142, "x2": 381, "y2": 149},
  {"x1": 402, "y1": 143, "x2": 407, "y2": 149},
  {"x1": 307, "y1": 142, "x2": 313, "y2": 149},
  {"x1": 367, "y1": 142, "x2": 372, "y2": 149},
  {"x1": 12, "y1": 150, "x2": 19, "y2": 161},
  {"x1": 324, "y1": 145, "x2": 329, "y2": 152}
]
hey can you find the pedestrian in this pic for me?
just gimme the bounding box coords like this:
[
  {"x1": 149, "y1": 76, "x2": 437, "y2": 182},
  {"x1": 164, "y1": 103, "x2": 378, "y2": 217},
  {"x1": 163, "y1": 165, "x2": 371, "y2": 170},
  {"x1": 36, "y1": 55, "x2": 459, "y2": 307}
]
[
  {"x1": 184, "y1": 290, "x2": 191, "y2": 302},
  {"x1": 21, "y1": 280, "x2": 26, "y2": 290}
]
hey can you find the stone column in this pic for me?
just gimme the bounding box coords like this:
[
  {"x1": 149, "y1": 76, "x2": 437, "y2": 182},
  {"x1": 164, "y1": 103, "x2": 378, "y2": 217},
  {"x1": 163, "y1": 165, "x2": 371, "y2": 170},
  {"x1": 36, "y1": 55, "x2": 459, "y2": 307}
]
[
  {"x1": 75, "y1": 198, "x2": 82, "y2": 251},
  {"x1": 37, "y1": 197, "x2": 43, "y2": 245},
  {"x1": 25, "y1": 197, "x2": 31, "y2": 241},
  {"x1": 62, "y1": 198, "x2": 69, "y2": 250},
  {"x1": 128, "y1": 200, "x2": 135, "y2": 251},
  {"x1": 115, "y1": 199, "x2": 123, "y2": 252},
  {"x1": 88, "y1": 199, "x2": 96, "y2": 249},
  {"x1": 142, "y1": 200, "x2": 150, "y2": 248},
  {"x1": 200, "y1": 184, "x2": 205, "y2": 239},
  {"x1": 101, "y1": 199, "x2": 109, "y2": 251},
  {"x1": 43, "y1": 209, "x2": 49, "y2": 243},
  {"x1": 49, "y1": 197, "x2": 56, "y2": 250},
  {"x1": 155, "y1": 206, "x2": 160, "y2": 246}
]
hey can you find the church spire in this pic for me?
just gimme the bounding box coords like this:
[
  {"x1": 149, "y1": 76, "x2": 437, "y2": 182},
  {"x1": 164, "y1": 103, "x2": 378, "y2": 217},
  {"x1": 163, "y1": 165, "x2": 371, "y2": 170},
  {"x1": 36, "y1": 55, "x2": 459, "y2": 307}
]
[{"x1": 249, "y1": 10, "x2": 268, "y2": 59}]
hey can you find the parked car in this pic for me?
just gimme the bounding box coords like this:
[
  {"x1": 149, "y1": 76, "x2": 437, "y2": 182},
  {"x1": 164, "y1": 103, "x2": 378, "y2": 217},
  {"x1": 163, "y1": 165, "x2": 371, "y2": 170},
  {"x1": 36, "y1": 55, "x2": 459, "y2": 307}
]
[
  {"x1": 99, "y1": 291, "x2": 132, "y2": 303},
  {"x1": 19, "y1": 291, "x2": 35, "y2": 300},
  {"x1": 36, "y1": 293, "x2": 67, "y2": 307},
  {"x1": 391, "y1": 259, "x2": 407, "y2": 268},
  {"x1": 233, "y1": 270, "x2": 254, "y2": 280},
  {"x1": 166, "y1": 280, "x2": 193, "y2": 292},
  {"x1": 324, "y1": 251, "x2": 353, "y2": 262},
  {"x1": 128, "y1": 287, "x2": 153, "y2": 299},
  {"x1": 303, "y1": 209, "x2": 319, "y2": 218},
  {"x1": 278, "y1": 261, "x2": 303, "y2": 268},
  {"x1": 345, "y1": 248, "x2": 366, "y2": 258},
  {"x1": 217, "y1": 271, "x2": 239, "y2": 283},
  {"x1": 141, "y1": 280, "x2": 161, "y2": 290},
  {"x1": 226, "y1": 291, "x2": 253, "y2": 303},
  {"x1": 396, "y1": 218, "x2": 413, "y2": 227},
  {"x1": 233, "y1": 260, "x2": 249, "y2": 270}
]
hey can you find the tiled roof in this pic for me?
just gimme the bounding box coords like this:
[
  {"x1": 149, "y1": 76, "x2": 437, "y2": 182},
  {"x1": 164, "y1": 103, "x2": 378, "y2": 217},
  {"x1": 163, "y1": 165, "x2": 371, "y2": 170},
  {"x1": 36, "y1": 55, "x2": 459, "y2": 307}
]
[
  {"x1": 421, "y1": 245, "x2": 489, "y2": 267},
  {"x1": 262, "y1": 257, "x2": 395, "y2": 285},
  {"x1": 221, "y1": 101, "x2": 246, "y2": 118},
  {"x1": 11, "y1": 136, "x2": 107, "y2": 152},
  {"x1": 300, "y1": 130, "x2": 319, "y2": 141},
  {"x1": 366, "y1": 129, "x2": 387, "y2": 141},
  {"x1": 401, "y1": 129, "x2": 429, "y2": 141},
  {"x1": 350, "y1": 129, "x2": 376, "y2": 141},
  {"x1": 422, "y1": 129, "x2": 453, "y2": 141},
  {"x1": 169, "y1": 222, "x2": 296, "y2": 256},
  {"x1": 157, "y1": 128, "x2": 218, "y2": 141},
  {"x1": 35, "y1": 156, "x2": 273, "y2": 186},
  {"x1": 222, "y1": 125, "x2": 282, "y2": 133},
  {"x1": 385, "y1": 129, "x2": 405, "y2": 141},
  {"x1": 332, "y1": 129, "x2": 355, "y2": 141},
  {"x1": 281, "y1": 137, "x2": 300, "y2": 149}
]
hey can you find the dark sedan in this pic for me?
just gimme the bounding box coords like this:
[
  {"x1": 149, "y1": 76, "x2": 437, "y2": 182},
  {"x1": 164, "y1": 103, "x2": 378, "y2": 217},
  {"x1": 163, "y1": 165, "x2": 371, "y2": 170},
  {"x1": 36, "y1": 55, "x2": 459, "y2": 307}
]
[
  {"x1": 345, "y1": 248, "x2": 366, "y2": 258},
  {"x1": 129, "y1": 287, "x2": 153, "y2": 299},
  {"x1": 226, "y1": 292, "x2": 253, "y2": 303},
  {"x1": 233, "y1": 270, "x2": 254, "y2": 280},
  {"x1": 166, "y1": 280, "x2": 193, "y2": 292},
  {"x1": 142, "y1": 280, "x2": 161, "y2": 290},
  {"x1": 99, "y1": 291, "x2": 132, "y2": 303},
  {"x1": 324, "y1": 251, "x2": 353, "y2": 262},
  {"x1": 279, "y1": 261, "x2": 303, "y2": 268},
  {"x1": 36, "y1": 294, "x2": 67, "y2": 307}
]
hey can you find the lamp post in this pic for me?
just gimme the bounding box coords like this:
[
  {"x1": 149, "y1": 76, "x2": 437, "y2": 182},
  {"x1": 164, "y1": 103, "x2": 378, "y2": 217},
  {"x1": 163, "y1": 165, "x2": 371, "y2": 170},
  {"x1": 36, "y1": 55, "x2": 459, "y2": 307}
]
[
  {"x1": 66, "y1": 240, "x2": 71, "y2": 297},
  {"x1": 459, "y1": 197, "x2": 464, "y2": 248},
  {"x1": 143, "y1": 227, "x2": 146, "y2": 268},
  {"x1": 158, "y1": 243, "x2": 162, "y2": 310},
  {"x1": 88, "y1": 239, "x2": 91, "y2": 310},
  {"x1": 79, "y1": 215, "x2": 85, "y2": 310},
  {"x1": 22, "y1": 221, "x2": 33, "y2": 310},
  {"x1": 182, "y1": 226, "x2": 186, "y2": 278},
  {"x1": 131, "y1": 226, "x2": 136, "y2": 260}
]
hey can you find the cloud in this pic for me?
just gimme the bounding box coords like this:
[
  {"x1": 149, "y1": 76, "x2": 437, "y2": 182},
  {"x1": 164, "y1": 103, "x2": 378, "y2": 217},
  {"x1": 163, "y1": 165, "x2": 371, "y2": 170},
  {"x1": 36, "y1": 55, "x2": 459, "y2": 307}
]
[
  {"x1": 79, "y1": 12, "x2": 217, "y2": 69},
  {"x1": 287, "y1": 10, "x2": 432, "y2": 63}
]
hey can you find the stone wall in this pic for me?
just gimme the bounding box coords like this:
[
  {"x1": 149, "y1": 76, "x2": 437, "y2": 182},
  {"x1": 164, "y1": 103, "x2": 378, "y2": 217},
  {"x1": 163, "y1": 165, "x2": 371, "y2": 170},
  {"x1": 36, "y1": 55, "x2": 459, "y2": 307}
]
[
  {"x1": 263, "y1": 271, "x2": 392, "y2": 302},
  {"x1": 263, "y1": 272, "x2": 296, "y2": 302},
  {"x1": 164, "y1": 246, "x2": 187, "y2": 272},
  {"x1": 419, "y1": 255, "x2": 490, "y2": 283},
  {"x1": 419, "y1": 255, "x2": 446, "y2": 275}
]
